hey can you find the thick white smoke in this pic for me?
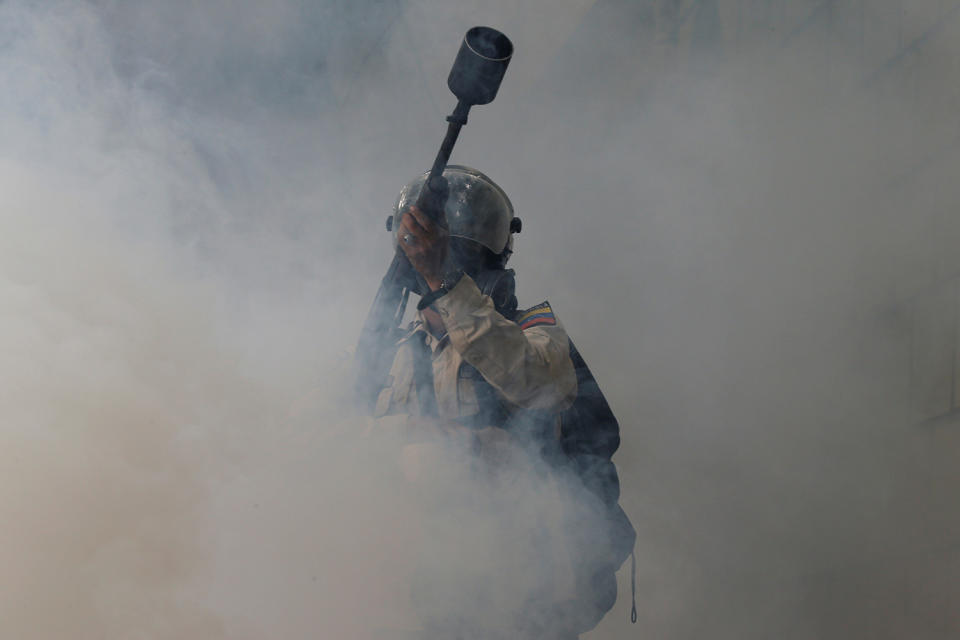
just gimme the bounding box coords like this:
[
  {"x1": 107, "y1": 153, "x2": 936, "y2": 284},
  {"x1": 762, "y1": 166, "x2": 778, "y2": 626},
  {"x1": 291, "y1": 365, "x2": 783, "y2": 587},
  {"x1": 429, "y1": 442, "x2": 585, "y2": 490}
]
[
  {"x1": 0, "y1": 3, "x2": 613, "y2": 638},
  {"x1": 3, "y1": 1, "x2": 959, "y2": 639}
]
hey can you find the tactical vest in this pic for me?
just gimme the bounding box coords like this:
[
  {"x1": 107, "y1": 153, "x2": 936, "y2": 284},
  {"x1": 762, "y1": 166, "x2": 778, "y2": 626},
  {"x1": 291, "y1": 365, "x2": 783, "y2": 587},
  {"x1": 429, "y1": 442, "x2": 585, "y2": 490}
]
[{"x1": 411, "y1": 323, "x2": 637, "y2": 633}]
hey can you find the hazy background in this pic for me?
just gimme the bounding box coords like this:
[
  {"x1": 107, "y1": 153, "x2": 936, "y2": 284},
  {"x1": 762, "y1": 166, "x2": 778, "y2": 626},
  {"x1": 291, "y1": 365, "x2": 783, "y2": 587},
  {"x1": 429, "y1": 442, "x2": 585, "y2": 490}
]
[{"x1": 2, "y1": 1, "x2": 959, "y2": 638}]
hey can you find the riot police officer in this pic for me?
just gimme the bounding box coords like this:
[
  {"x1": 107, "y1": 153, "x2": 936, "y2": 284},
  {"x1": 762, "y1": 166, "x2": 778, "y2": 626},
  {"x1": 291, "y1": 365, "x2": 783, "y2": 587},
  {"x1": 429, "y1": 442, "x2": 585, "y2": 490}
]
[
  {"x1": 361, "y1": 166, "x2": 633, "y2": 639},
  {"x1": 376, "y1": 165, "x2": 577, "y2": 427}
]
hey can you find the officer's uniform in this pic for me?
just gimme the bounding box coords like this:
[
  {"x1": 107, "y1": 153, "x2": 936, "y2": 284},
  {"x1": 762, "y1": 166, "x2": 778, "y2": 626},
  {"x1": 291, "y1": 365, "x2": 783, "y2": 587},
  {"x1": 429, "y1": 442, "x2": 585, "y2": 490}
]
[
  {"x1": 360, "y1": 165, "x2": 622, "y2": 639},
  {"x1": 373, "y1": 274, "x2": 576, "y2": 427},
  {"x1": 371, "y1": 274, "x2": 585, "y2": 640}
]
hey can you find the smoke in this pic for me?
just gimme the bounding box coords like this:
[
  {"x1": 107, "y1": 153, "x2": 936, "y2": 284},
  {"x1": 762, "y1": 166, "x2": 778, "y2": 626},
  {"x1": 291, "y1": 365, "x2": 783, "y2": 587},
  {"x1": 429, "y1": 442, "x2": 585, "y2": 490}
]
[{"x1": 2, "y1": 0, "x2": 959, "y2": 638}]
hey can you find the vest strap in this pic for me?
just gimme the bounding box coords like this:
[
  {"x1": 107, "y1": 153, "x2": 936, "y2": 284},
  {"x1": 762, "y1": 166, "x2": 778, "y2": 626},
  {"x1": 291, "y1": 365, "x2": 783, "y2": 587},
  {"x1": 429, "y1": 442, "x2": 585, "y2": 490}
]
[{"x1": 411, "y1": 332, "x2": 438, "y2": 417}]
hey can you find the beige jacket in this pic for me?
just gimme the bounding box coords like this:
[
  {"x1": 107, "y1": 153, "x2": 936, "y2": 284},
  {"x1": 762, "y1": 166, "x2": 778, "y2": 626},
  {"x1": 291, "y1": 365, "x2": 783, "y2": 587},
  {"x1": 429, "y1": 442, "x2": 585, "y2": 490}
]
[
  {"x1": 372, "y1": 274, "x2": 584, "y2": 613},
  {"x1": 373, "y1": 274, "x2": 577, "y2": 425}
]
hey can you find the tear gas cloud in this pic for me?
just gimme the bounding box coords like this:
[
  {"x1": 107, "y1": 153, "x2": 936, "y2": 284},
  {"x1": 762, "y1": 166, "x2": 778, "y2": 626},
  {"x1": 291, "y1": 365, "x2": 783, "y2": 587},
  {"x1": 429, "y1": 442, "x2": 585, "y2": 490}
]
[{"x1": 2, "y1": 1, "x2": 959, "y2": 638}]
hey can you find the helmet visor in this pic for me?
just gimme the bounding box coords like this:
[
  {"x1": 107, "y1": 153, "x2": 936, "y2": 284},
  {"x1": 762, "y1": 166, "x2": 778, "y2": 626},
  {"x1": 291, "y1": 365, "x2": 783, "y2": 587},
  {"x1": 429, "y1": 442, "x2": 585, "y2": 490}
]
[{"x1": 394, "y1": 165, "x2": 514, "y2": 254}]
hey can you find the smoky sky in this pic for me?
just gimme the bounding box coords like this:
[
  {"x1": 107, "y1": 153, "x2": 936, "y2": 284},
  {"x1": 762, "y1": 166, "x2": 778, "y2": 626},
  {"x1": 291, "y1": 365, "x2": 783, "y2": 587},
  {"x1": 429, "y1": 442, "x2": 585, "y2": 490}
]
[{"x1": 2, "y1": 1, "x2": 960, "y2": 639}]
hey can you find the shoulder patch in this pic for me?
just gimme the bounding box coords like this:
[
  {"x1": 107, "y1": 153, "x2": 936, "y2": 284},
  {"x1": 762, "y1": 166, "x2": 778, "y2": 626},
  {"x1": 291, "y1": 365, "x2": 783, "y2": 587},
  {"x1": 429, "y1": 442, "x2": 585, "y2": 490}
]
[{"x1": 516, "y1": 301, "x2": 557, "y2": 330}]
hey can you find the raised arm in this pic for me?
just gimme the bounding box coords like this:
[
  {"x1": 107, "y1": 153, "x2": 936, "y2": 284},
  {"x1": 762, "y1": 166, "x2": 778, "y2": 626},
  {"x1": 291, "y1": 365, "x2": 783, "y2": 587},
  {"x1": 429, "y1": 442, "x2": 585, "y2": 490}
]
[{"x1": 432, "y1": 275, "x2": 577, "y2": 411}]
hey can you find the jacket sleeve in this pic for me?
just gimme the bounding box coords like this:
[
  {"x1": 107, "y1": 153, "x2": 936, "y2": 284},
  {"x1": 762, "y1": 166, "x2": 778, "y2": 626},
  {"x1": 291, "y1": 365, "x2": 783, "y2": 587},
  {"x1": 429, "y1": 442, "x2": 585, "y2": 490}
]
[{"x1": 431, "y1": 275, "x2": 577, "y2": 411}]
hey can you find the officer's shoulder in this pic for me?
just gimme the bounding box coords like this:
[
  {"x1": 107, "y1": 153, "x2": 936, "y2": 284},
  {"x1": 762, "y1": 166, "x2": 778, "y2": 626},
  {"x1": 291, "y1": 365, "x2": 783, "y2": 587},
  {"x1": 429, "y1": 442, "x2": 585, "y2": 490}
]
[{"x1": 515, "y1": 301, "x2": 558, "y2": 330}]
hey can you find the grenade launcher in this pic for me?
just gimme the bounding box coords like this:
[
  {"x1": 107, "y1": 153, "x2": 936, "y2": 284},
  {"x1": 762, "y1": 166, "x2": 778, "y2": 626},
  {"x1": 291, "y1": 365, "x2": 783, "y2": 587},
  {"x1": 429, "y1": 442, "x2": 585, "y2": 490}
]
[{"x1": 354, "y1": 27, "x2": 514, "y2": 412}]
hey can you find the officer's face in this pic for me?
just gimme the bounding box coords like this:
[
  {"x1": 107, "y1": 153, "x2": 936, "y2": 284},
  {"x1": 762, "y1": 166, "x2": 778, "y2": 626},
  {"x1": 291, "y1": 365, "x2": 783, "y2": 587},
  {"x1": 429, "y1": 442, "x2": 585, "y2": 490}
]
[{"x1": 448, "y1": 237, "x2": 492, "y2": 276}]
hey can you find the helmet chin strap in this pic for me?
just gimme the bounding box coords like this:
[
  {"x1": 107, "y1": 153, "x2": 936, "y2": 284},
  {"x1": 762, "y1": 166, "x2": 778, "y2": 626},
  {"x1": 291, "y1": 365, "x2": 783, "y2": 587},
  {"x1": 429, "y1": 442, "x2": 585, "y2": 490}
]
[{"x1": 445, "y1": 239, "x2": 518, "y2": 319}]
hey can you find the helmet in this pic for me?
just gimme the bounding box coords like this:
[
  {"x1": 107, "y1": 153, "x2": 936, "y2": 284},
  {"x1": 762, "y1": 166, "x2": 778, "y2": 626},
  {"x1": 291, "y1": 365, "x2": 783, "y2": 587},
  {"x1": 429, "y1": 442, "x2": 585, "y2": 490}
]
[{"x1": 393, "y1": 165, "x2": 519, "y2": 257}]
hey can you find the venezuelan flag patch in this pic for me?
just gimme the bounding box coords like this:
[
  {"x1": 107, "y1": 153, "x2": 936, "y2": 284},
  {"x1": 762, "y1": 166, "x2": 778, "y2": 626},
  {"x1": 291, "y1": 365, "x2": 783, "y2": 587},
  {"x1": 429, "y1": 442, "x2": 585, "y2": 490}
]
[{"x1": 516, "y1": 302, "x2": 557, "y2": 330}]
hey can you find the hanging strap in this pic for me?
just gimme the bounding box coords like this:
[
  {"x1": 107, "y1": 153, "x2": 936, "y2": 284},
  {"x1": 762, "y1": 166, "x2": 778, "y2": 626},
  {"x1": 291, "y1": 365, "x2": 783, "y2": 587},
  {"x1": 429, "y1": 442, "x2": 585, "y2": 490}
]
[
  {"x1": 630, "y1": 548, "x2": 637, "y2": 624},
  {"x1": 411, "y1": 332, "x2": 438, "y2": 418}
]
